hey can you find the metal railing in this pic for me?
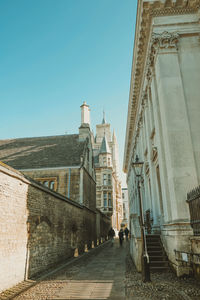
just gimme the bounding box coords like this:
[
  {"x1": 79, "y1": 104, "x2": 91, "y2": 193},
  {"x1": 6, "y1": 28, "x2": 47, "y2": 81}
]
[{"x1": 187, "y1": 186, "x2": 200, "y2": 235}]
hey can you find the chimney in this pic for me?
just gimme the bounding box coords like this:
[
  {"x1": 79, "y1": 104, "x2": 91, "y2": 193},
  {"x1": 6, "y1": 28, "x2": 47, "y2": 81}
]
[
  {"x1": 79, "y1": 101, "x2": 91, "y2": 141},
  {"x1": 80, "y1": 101, "x2": 90, "y2": 127}
]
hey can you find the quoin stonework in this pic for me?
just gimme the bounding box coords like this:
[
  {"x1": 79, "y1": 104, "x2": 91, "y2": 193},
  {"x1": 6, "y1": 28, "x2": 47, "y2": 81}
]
[{"x1": 123, "y1": 0, "x2": 200, "y2": 278}]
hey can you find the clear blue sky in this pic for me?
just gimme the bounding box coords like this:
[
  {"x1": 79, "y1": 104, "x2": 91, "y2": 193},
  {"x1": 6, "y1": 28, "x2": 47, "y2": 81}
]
[{"x1": 0, "y1": 0, "x2": 137, "y2": 186}]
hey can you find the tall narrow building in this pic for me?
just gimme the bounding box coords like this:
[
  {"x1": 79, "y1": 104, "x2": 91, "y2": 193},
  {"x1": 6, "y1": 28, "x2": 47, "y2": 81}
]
[{"x1": 93, "y1": 113, "x2": 122, "y2": 230}]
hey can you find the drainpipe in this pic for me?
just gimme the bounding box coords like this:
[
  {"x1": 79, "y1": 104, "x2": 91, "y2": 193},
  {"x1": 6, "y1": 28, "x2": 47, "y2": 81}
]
[{"x1": 68, "y1": 168, "x2": 71, "y2": 199}]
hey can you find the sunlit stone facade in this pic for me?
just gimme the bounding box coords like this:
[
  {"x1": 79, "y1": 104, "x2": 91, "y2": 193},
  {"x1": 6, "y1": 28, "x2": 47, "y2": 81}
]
[
  {"x1": 93, "y1": 115, "x2": 122, "y2": 230},
  {"x1": 123, "y1": 0, "x2": 200, "y2": 276}
]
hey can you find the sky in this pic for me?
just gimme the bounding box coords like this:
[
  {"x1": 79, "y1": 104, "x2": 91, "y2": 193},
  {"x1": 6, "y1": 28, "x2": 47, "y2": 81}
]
[{"x1": 0, "y1": 0, "x2": 137, "y2": 186}]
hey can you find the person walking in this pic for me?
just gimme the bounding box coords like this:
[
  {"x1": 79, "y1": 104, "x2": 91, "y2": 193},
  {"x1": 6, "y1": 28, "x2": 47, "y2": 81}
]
[
  {"x1": 108, "y1": 227, "x2": 115, "y2": 246},
  {"x1": 124, "y1": 227, "x2": 129, "y2": 241},
  {"x1": 118, "y1": 228, "x2": 124, "y2": 246}
]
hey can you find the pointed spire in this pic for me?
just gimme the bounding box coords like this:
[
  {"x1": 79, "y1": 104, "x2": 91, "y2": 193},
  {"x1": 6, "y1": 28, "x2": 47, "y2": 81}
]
[
  {"x1": 102, "y1": 110, "x2": 106, "y2": 124},
  {"x1": 112, "y1": 129, "x2": 117, "y2": 142},
  {"x1": 99, "y1": 135, "x2": 111, "y2": 154}
]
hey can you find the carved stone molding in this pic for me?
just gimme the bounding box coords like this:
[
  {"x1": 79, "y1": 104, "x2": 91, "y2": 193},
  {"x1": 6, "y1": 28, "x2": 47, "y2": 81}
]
[
  {"x1": 124, "y1": 0, "x2": 200, "y2": 173},
  {"x1": 146, "y1": 31, "x2": 180, "y2": 84},
  {"x1": 152, "y1": 31, "x2": 180, "y2": 50}
]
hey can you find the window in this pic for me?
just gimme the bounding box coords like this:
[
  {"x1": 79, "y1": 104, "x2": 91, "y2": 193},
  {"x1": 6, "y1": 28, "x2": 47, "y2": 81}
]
[
  {"x1": 108, "y1": 157, "x2": 111, "y2": 166},
  {"x1": 108, "y1": 174, "x2": 111, "y2": 185},
  {"x1": 36, "y1": 177, "x2": 57, "y2": 191},
  {"x1": 43, "y1": 181, "x2": 49, "y2": 187},
  {"x1": 103, "y1": 192, "x2": 107, "y2": 207},
  {"x1": 122, "y1": 193, "x2": 124, "y2": 199},
  {"x1": 108, "y1": 192, "x2": 112, "y2": 207},
  {"x1": 103, "y1": 174, "x2": 107, "y2": 185},
  {"x1": 103, "y1": 157, "x2": 106, "y2": 165},
  {"x1": 49, "y1": 181, "x2": 55, "y2": 190}
]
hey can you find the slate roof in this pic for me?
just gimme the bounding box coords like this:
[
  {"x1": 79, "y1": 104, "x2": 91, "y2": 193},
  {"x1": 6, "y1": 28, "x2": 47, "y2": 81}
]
[{"x1": 0, "y1": 134, "x2": 86, "y2": 170}]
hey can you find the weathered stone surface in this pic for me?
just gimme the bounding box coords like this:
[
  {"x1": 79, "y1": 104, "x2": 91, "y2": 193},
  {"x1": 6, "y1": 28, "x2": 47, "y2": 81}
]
[
  {"x1": 0, "y1": 163, "x2": 29, "y2": 293},
  {"x1": 0, "y1": 163, "x2": 111, "y2": 293}
]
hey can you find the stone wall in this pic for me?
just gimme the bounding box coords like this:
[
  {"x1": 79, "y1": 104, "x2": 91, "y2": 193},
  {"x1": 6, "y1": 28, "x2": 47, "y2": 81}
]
[
  {"x1": 83, "y1": 168, "x2": 96, "y2": 211},
  {"x1": 22, "y1": 167, "x2": 81, "y2": 203},
  {"x1": 0, "y1": 163, "x2": 111, "y2": 292},
  {"x1": 0, "y1": 163, "x2": 29, "y2": 293}
]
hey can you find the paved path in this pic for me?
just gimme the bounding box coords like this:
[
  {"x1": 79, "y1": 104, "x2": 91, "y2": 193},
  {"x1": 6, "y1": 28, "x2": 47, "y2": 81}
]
[
  {"x1": 14, "y1": 239, "x2": 128, "y2": 300},
  {"x1": 51, "y1": 239, "x2": 127, "y2": 300}
]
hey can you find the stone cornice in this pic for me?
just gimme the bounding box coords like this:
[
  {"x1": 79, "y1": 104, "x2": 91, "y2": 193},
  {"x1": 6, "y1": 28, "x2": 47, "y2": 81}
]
[{"x1": 123, "y1": 0, "x2": 200, "y2": 173}]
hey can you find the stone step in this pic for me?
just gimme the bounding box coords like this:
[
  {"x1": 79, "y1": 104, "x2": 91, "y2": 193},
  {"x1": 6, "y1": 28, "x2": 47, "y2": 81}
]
[
  {"x1": 146, "y1": 234, "x2": 160, "y2": 238},
  {"x1": 146, "y1": 241, "x2": 160, "y2": 245},
  {"x1": 148, "y1": 250, "x2": 163, "y2": 256},
  {"x1": 149, "y1": 256, "x2": 168, "y2": 262},
  {"x1": 147, "y1": 245, "x2": 162, "y2": 250},
  {"x1": 150, "y1": 266, "x2": 169, "y2": 272},
  {"x1": 150, "y1": 261, "x2": 169, "y2": 267}
]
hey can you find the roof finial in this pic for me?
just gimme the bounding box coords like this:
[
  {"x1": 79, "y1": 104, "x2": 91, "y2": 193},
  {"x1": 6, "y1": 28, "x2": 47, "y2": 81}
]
[{"x1": 102, "y1": 110, "x2": 106, "y2": 124}]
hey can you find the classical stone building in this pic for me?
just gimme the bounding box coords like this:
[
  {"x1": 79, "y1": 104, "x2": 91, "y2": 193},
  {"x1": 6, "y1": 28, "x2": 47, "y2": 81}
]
[
  {"x1": 0, "y1": 102, "x2": 96, "y2": 210},
  {"x1": 93, "y1": 114, "x2": 123, "y2": 230},
  {"x1": 123, "y1": 0, "x2": 200, "y2": 277}
]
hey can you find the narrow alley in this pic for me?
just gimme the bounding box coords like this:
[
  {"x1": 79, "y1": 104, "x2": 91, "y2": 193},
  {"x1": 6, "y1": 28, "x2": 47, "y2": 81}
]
[
  {"x1": 13, "y1": 239, "x2": 127, "y2": 300},
  {"x1": 1, "y1": 239, "x2": 198, "y2": 300}
]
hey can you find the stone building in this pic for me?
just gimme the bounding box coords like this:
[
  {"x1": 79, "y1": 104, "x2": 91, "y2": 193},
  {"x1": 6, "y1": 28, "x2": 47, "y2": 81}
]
[
  {"x1": 93, "y1": 114, "x2": 123, "y2": 230},
  {"x1": 0, "y1": 102, "x2": 96, "y2": 210},
  {"x1": 123, "y1": 0, "x2": 200, "y2": 277}
]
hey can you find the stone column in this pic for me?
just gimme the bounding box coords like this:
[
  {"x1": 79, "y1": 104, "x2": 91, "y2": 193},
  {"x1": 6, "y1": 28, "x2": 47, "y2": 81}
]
[
  {"x1": 143, "y1": 95, "x2": 160, "y2": 229},
  {"x1": 150, "y1": 77, "x2": 172, "y2": 224},
  {"x1": 151, "y1": 32, "x2": 198, "y2": 222}
]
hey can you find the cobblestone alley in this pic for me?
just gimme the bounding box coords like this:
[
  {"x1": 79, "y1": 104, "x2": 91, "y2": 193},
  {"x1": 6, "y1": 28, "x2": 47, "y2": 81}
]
[{"x1": 1, "y1": 239, "x2": 200, "y2": 300}]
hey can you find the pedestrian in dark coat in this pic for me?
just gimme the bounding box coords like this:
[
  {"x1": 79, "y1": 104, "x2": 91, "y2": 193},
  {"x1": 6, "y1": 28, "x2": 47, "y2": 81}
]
[
  {"x1": 108, "y1": 227, "x2": 115, "y2": 246},
  {"x1": 118, "y1": 228, "x2": 124, "y2": 246},
  {"x1": 124, "y1": 227, "x2": 129, "y2": 241}
]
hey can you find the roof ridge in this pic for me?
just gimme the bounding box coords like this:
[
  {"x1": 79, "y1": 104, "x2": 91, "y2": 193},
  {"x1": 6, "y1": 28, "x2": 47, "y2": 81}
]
[{"x1": 0, "y1": 134, "x2": 79, "y2": 142}]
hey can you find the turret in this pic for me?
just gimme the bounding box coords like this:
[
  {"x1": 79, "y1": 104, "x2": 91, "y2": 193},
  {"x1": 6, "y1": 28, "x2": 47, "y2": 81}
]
[{"x1": 99, "y1": 134, "x2": 112, "y2": 167}]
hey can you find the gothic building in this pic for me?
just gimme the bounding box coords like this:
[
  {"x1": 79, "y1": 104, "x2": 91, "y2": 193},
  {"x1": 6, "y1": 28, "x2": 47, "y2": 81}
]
[
  {"x1": 93, "y1": 114, "x2": 122, "y2": 230},
  {"x1": 123, "y1": 0, "x2": 200, "y2": 277},
  {"x1": 0, "y1": 102, "x2": 96, "y2": 211},
  {"x1": 0, "y1": 102, "x2": 122, "y2": 230}
]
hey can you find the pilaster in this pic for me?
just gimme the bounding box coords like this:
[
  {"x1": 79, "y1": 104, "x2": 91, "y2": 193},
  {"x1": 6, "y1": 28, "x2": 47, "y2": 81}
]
[{"x1": 152, "y1": 32, "x2": 198, "y2": 221}]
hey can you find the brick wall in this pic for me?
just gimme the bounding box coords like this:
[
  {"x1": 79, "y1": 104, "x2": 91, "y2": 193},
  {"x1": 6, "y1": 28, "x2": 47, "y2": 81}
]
[{"x1": 0, "y1": 163, "x2": 111, "y2": 292}]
